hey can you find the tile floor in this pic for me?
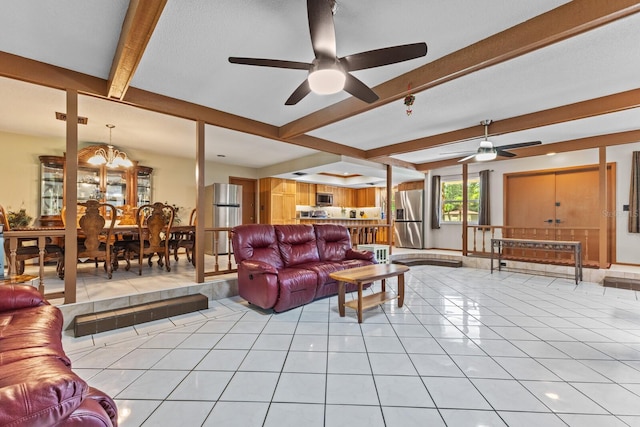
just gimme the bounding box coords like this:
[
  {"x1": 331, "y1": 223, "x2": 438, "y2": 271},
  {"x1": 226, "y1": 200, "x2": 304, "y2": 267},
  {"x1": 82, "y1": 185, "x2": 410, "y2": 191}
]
[{"x1": 62, "y1": 264, "x2": 640, "y2": 427}]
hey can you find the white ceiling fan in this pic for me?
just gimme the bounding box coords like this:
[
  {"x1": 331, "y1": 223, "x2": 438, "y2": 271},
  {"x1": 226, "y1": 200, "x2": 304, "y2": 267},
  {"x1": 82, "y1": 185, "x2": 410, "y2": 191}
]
[{"x1": 458, "y1": 120, "x2": 542, "y2": 162}]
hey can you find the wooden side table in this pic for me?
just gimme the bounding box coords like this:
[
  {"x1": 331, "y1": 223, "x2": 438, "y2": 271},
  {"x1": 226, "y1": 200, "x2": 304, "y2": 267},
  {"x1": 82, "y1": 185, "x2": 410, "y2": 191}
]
[{"x1": 330, "y1": 264, "x2": 409, "y2": 323}]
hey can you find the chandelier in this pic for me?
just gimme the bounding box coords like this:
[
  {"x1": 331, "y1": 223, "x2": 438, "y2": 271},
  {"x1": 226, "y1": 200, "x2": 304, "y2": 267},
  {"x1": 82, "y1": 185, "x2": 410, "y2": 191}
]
[{"x1": 88, "y1": 124, "x2": 133, "y2": 168}]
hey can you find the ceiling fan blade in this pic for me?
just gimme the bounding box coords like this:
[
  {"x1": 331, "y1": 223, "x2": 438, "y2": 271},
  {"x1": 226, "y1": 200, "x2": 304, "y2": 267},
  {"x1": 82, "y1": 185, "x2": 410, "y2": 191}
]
[
  {"x1": 343, "y1": 73, "x2": 379, "y2": 103},
  {"x1": 229, "y1": 57, "x2": 311, "y2": 70},
  {"x1": 307, "y1": 0, "x2": 336, "y2": 59},
  {"x1": 495, "y1": 140, "x2": 542, "y2": 150},
  {"x1": 496, "y1": 150, "x2": 516, "y2": 158},
  {"x1": 458, "y1": 153, "x2": 477, "y2": 163},
  {"x1": 285, "y1": 79, "x2": 312, "y2": 105},
  {"x1": 341, "y1": 42, "x2": 428, "y2": 71}
]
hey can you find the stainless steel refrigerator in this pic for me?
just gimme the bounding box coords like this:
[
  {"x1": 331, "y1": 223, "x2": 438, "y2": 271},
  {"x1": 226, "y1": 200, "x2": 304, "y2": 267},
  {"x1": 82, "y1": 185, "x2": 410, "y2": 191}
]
[
  {"x1": 205, "y1": 183, "x2": 242, "y2": 255},
  {"x1": 394, "y1": 189, "x2": 424, "y2": 249}
]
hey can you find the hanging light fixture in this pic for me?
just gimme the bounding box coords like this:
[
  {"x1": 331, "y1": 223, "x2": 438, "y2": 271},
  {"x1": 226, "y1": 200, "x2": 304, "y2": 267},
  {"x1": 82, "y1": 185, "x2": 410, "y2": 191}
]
[{"x1": 88, "y1": 124, "x2": 133, "y2": 168}]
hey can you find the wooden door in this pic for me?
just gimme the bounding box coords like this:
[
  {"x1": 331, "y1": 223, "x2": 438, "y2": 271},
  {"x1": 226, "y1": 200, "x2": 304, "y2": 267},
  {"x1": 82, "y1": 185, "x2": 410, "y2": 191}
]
[
  {"x1": 505, "y1": 165, "x2": 615, "y2": 266},
  {"x1": 230, "y1": 177, "x2": 257, "y2": 225},
  {"x1": 505, "y1": 173, "x2": 556, "y2": 233},
  {"x1": 555, "y1": 169, "x2": 598, "y2": 262},
  {"x1": 505, "y1": 173, "x2": 557, "y2": 259}
]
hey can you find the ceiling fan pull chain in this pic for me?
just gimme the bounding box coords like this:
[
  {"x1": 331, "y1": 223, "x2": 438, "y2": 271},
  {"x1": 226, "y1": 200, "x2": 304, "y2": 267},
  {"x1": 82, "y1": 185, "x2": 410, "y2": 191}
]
[{"x1": 404, "y1": 84, "x2": 415, "y2": 116}]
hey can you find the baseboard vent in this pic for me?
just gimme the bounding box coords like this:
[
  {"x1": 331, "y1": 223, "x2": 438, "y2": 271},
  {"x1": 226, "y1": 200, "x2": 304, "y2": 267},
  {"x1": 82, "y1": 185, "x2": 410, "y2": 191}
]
[
  {"x1": 392, "y1": 258, "x2": 462, "y2": 268},
  {"x1": 73, "y1": 294, "x2": 208, "y2": 337},
  {"x1": 603, "y1": 277, "x2": 640, "y2": 291}
]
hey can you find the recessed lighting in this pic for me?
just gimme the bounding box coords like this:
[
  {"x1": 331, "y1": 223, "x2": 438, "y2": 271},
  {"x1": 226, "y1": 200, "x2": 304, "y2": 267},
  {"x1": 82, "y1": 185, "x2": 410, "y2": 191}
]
[{"x1": 546, "y1": 152, "x2": 556, "y2": 156}]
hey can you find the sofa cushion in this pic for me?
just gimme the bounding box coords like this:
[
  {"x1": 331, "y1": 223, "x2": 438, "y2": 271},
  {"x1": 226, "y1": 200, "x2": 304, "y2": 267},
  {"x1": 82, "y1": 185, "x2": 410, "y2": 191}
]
[
  {"x1": 274, "y1": 225, "x2": 320, "y2": 267},
  {"x1": 232, "y1": 224, "x2": 283, "y2": 270},
  {"x1": 314, "y1": 224, "x2": 352, "y2": 262},
  {"x1": 297, "y1": 261, "x2": 345, "y2": 288},
  {"x1": 0, "y1": 284, "x2": 47, "y2": 311},
  {"x1": 0, "y1": 304, "x2": 70, "y2": 366},
  {"x1": 0, "y1": 356, "x2": 88, "y2": 427}
]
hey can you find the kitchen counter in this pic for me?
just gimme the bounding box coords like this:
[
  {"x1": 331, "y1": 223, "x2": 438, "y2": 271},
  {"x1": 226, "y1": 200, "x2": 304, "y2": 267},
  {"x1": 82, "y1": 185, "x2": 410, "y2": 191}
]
[{"x1": 299, "y1": 218, "x2": 384, "y2": 222}]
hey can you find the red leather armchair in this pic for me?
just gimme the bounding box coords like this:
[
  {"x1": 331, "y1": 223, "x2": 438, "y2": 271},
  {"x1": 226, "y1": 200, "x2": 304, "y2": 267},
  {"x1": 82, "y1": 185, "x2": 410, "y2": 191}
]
[{"x1": 0, "y1": 285, "x2": 118, "y2": 427}]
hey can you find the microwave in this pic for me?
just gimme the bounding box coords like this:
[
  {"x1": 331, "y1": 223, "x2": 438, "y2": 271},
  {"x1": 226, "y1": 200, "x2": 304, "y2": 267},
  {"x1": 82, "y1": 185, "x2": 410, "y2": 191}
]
[{"x1": 316, "y1": 192, "x2": 333, "y2": 206}]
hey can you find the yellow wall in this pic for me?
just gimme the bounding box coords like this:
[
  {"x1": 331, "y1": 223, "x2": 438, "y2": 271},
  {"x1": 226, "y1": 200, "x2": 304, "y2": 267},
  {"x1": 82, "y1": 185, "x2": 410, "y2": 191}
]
[{"x1": 0, "y1": 130, "x2": 259, "y2": 225}]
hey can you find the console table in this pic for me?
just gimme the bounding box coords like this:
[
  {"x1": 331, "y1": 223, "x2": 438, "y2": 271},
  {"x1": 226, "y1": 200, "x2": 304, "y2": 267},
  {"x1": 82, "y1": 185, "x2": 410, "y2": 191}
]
[{"x1": 491, "y1": 238, "x2": 582, "y2": 284}]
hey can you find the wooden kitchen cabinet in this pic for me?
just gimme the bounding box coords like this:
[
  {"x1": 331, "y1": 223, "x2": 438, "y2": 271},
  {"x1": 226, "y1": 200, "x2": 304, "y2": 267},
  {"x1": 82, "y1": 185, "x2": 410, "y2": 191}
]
[
  {"x1": 260, "y1": 177, "x2": 297, "y2": 224},
  {"x1": 356, "y1": 187, "x2": 380, "y2": 207},
  {"x1": 295, "y1": 182, "x2": 316, "y2": 205}
]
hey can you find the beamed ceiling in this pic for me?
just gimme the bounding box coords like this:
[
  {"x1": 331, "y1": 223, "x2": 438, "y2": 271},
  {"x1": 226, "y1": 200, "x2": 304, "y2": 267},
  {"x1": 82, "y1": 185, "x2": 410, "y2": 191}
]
[{"x1": 0, "y1": 0, "x2": 638, "y2": 186}]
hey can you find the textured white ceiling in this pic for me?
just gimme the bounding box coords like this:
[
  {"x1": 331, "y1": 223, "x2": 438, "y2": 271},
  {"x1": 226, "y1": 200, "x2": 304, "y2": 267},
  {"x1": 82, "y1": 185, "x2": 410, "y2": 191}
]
[{"x1": 0, "y1": 0, "x2": 637, "y2": 182}]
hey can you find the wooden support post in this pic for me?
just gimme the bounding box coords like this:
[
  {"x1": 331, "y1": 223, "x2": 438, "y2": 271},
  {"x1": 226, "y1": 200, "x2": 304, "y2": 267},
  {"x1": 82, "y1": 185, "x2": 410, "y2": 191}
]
[
  {"x1": 195, "y1": 120, "x2": 205, "y2": 283},
  {"x1": 386, "y1": 164, "x2": 393, "y2": 253},
  {"x1": 64, "y1": 89, "x2": 78, "y2": 304},
  {"x1": 462, "y1": 163, "x2": 469, "y2": 256},
  {"x1": 599, "y1": 147, "x2": 608, "y2": 268}
]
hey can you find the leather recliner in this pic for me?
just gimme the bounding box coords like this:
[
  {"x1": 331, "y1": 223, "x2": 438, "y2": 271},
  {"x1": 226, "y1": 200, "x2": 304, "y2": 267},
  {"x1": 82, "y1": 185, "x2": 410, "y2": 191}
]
[{"x1": 232, "y1": 223, "x2": 376, "y2": 312}]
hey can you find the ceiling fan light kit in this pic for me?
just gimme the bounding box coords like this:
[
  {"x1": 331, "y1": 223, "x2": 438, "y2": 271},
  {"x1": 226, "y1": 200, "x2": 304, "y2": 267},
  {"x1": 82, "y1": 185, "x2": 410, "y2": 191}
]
[
  {"x1": 455, "y1": 119, "x2": 542, "y2": 163},
  {"x1": 228, "y1": 0, "x2": 427, "y2": 105},
  {"x1": 308, "y1": 66, "x2": 345, "y2": 94}
]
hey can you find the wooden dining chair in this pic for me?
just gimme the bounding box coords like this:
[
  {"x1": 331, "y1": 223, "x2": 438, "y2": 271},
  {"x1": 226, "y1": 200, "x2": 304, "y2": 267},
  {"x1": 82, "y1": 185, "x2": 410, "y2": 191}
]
[
  {"x1": 125, "y1": 202, "x2": 174, "y2": 275},
  {"x1": 169, "y1": 208, "x2": 196, "y2": 266},
  {"x1": 0, "y1": 204, "x2": 64, "y2": 277},
  {"x1": 63, "y1": 200, "x2": 117, "y2": 279}
]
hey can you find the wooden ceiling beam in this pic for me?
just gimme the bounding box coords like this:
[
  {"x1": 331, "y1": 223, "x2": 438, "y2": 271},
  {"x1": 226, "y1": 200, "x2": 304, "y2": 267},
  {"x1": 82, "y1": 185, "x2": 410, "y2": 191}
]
[
  {"x1": 415, "y1": 129, "x2": 640, "y2": 171},
  {"x1": 107, "y1": 0, "x2": 167, "y2": 100},
  {"x1": 278, "y1": 0, "x2": 640, "y2": 140},
  {"x1": 367, "y1": 88, "x2": 640, "y2": 159},
  {"x1": 0, "y1": 50, "x2": 369, "y2": 159}
]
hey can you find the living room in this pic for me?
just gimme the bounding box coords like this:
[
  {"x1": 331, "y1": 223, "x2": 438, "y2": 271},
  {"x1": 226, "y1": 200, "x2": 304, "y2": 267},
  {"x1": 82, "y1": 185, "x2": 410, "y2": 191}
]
[{"x1": 2, "y1": 1, "x2": 640, "y2": 426}]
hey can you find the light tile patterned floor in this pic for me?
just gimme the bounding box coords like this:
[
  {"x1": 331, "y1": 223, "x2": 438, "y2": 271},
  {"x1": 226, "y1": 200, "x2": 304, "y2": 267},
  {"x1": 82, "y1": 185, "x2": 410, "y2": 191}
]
[{"x1": 63, "y1": 265, "x2": 640, "y2": 426}]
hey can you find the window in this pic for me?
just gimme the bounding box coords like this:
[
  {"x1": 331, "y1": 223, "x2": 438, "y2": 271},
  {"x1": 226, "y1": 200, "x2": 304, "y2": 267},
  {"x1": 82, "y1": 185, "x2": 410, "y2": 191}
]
[{"x1": 441, "y1": 176, "x2": 479, "y2": 223}]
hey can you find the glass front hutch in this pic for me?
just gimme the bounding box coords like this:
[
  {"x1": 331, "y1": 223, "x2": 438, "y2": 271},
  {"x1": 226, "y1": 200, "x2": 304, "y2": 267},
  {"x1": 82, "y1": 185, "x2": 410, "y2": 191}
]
[{"x1": 38, "y1": 145, "x2": 152, "y2": 226}]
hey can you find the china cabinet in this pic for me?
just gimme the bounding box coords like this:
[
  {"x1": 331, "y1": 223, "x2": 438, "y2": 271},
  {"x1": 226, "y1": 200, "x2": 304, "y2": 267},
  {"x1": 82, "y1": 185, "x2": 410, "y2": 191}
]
[{"x1": 38, "y1": 145, "x2": 152, "y2": 226}]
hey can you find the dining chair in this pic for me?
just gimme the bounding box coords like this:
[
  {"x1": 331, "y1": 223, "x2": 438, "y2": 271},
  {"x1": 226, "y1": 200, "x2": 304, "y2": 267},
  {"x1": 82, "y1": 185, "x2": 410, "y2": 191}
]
[
  {"x1": 0, "y1": 204, "x2": 64, "y2": 278},
  {"x1": 63, "y1": 200, "x2": 117, "y2": 279},
  {"x1": 125, "y1": 202, "x2": 174, "y2": 275},
  {"x1": 170, "y1": 208, "x2": 196, "y2": 266}
]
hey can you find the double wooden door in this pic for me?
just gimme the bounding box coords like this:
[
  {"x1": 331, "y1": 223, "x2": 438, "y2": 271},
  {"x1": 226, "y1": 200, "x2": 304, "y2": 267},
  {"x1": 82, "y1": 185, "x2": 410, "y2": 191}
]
[{"x1": 505, "y1": 165, "x2": 615, "y2": 265}]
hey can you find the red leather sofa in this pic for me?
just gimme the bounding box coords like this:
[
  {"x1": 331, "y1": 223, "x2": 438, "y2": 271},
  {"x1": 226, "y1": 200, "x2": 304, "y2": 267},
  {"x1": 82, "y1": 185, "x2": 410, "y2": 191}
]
[
  {"x1": 232, "y1": 224, "x2": 376, "y2": 312},
  {"x1": 0, "y1": 284, "x2": 118, "y2": 427}
]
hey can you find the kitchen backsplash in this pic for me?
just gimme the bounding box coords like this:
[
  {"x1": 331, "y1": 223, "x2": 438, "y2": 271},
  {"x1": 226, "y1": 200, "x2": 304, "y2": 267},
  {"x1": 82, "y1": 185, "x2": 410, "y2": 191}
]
[{"x1": 297, "y1": 205, "x2": 382, "y2": 219}]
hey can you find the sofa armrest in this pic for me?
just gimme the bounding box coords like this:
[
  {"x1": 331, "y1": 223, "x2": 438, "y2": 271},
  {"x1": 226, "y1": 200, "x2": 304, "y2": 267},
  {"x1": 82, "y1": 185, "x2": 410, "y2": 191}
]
[
  {"x1": 75, "y1": 387, "x2": 119, "y2": 427},
  {"x1": 241, "y1": 260, "x2": 278, "y2": 275},
  {"x1": 0, "y1": 284, "x2": 48, "y2": 312},
  {"x1": 346, "y1": 248, "x2": 376, "y2": 262}
]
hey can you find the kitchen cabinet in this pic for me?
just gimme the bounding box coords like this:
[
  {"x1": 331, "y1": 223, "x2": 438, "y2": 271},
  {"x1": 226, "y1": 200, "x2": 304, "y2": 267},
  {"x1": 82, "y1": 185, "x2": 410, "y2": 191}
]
[
  {"x1": 397, "y1": 181, "x2": 424, "y2": 191},
  {"x1": 356, "y1": 188, "x2": 380, "y2": 207},
  {"x1": 295, "y1": 182, "x2": 316, "y2": 206},
  {"x1": 260, "y1": 177, "x2": 297, "y2": 224},
  {"x1": 38, "y1": 145, "x2": 152, "y2": 226}
]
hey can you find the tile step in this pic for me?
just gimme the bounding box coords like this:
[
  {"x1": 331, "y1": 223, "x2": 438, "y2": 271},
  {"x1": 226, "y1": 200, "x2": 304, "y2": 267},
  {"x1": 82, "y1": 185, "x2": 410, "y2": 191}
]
[{"x1": 73, "y1": 293, "x2": 208, "y2": 337}]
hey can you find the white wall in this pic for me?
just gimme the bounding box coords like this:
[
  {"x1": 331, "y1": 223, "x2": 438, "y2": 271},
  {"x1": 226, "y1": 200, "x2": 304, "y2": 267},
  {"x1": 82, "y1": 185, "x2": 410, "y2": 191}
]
[
  {"x1": 0, "y1": 130, "x2": 259, "y2": 225},
  {"x1": 425, "y1": 142, "x2": 640, "y2": 264}
]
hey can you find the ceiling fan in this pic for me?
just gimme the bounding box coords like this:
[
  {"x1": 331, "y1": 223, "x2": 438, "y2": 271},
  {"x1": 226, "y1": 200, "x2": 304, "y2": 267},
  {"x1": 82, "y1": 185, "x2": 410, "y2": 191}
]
[
  {"x1": 228, "y1": 0, "x2": 427, "y2": 105},
  {"x1": 457, "y1": 120, "x2": 542, "y2": 162}
]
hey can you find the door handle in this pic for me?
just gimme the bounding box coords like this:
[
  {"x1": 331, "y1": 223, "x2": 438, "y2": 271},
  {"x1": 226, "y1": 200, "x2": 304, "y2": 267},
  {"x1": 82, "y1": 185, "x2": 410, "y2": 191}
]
[
  {"x1": 555, "y1": 219, "x2": 562, "y2": 224},
  {"x1": 544, "y1": 219, "x2": 553, "y2": 224}
]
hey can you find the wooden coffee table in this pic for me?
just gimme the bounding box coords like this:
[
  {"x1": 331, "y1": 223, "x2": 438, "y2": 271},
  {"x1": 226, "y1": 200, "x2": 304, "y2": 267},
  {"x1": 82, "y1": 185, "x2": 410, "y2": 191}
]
[{"x1": 330, "y1": 264, "x2": 409, "y2": 323}]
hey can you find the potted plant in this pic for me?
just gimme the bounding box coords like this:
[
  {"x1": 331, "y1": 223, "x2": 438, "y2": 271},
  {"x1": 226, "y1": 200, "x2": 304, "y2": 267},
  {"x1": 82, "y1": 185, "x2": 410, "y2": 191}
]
[{"x1": 7, "y1": 208, "x2": 32, "y2": 229}]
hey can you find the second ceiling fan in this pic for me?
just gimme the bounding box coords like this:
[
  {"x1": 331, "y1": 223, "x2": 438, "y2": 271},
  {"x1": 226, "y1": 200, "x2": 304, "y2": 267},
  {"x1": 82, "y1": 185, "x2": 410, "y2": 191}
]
[
  {"x1": 228, "y1": 0, "x2": 427, "y2": 105},
  {"x1": 457, "y1": 120, "x2": 542, "y2": 162}
]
